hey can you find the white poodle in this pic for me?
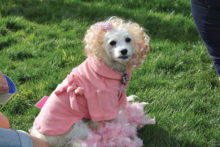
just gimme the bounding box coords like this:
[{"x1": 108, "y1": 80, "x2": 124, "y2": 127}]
[{"x1": 31, "y1": 16, "x2": 150, "y2": 147}]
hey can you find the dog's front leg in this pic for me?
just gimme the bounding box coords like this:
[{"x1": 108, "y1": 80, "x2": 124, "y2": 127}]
[
  {"x1": 127, "y1": 95, "x2": 149, "y2": 105},
  {"x1": 127, "y1": 95, "x2": 138, "y2": 102}
]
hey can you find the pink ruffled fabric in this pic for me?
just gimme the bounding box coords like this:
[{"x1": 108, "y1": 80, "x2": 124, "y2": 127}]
[
  {"x1": 75, "y1": 102, "x2": 155, "y2": 147},
  {"x1": 55, "y1": 74, "x2": 80, "y2": 96}
]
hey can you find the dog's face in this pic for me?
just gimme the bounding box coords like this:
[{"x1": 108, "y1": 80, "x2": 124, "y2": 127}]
[{"x1": 104, "y1": 27, "x2": 134, "y2": 65}]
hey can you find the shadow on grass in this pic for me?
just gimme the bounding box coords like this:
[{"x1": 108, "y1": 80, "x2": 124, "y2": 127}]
[
  {"x1": 1, "y1": 0, "x2": 200, "y2": 43},
  {"x1": 139, "y1": 125, "x2": 198, "y2": 147}
]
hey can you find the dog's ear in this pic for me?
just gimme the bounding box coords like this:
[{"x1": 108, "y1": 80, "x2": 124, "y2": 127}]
[
  {"x1": 83, "y1": 23, "x2": 107, "y2": 57},
  {"x1": 127, "y1": 29, "x2": 150, "y2": 69}
]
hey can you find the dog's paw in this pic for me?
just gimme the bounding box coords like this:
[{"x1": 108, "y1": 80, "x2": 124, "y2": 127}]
[
  {"x1": 140, "y1": 102, "x2": 149, "y2": 107},
  {"x1": 127, "y1": 95, "x2": 138, "y2": 102}
]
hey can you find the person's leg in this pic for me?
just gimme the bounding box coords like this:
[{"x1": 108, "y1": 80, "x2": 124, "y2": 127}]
[
  {"x1": 0, "y1": 128, "x2": 33, "y2": 147},
  {"x1": 191, "y1": 0, "x2": 220, "y2": 78},
  {"x1": 0, "y1": 128, "x2": 49, "y2": 147}
]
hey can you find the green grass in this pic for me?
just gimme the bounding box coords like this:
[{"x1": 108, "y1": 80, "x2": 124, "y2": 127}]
[{"x1": 0, "y1": 0, "x2": 219, "y2": 146}]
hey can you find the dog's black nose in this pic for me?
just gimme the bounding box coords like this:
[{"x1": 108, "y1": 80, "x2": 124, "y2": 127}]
[{"x1": 121, "y1": 49, "x2": 128, "y2": 55}]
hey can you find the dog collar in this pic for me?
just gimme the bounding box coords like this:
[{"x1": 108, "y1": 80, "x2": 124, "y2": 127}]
[{"x1": 121, "y1": 74, "x2": 129, "y2": 85}]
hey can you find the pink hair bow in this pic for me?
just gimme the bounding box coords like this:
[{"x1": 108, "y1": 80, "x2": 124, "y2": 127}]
[{"x1": 94, "y1": 22, "x2": 113, "y2": 31}]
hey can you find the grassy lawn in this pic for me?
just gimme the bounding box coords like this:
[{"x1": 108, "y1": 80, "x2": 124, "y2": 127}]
[{"x1": 0, "y1": 0, "x2": 219, "y2": 146}]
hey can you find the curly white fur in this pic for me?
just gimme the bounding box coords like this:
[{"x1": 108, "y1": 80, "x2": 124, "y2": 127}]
[{"x1": 31, "y1": 120, "x2": 90, "y2": 147}]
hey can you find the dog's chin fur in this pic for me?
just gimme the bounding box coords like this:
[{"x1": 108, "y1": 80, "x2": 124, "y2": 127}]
[
  {"x1": 100, "y1": 55, "x2": 128, "y2": 75},
  {"x1": 31, "y1": 120, "x2": 90, "y2": 147}
]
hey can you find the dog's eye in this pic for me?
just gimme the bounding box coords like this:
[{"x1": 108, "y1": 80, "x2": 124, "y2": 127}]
[
  {"x1": 125, "y1": 37, "x2": 131, "y2": 43},
  {"x1": 110, "y1": 40, "x2": 117, "y2": 46}
]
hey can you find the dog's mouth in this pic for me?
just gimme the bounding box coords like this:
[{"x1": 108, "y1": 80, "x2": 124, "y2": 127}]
[{"x1": 118, "y1": 55, "x2": 129, "y2": 60}]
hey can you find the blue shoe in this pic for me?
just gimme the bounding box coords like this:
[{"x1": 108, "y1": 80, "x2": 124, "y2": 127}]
[{"x1": 0, "y1": 73, "x2": 16, "y2": 104}]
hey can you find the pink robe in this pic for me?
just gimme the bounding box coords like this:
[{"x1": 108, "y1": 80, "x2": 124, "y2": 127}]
[{"x1": 34, "y1": 56, "x2": 131, "y2": 135}]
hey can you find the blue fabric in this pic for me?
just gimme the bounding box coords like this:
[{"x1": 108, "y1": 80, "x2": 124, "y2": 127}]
[
  {"x1": 0, "y1": 128, "x2": 33, "y2": 147},
  {"x1": 0, "y1": 128, "x2": 21, "y2": 147},
  {"x1": 16, "y1": 130, "x2": 33, "y2": 147},
  {"x1": 5, "y1": 76, "x2": 16, "y2": 94},
  {"x1": 191, "y1": 0, "x2": 220, "y2": 76}
]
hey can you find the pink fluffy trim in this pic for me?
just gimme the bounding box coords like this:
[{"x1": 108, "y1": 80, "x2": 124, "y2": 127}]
[{"x1": 76, "y1": 102, "x2": 155, "y2": 147}]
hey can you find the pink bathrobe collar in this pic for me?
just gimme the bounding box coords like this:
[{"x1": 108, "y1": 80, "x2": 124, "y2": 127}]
[
  {"x1": 87, "y1": 56, "x2": 130, "y2": 98},
  {"x1": 89, "y1": 56, "x2": 125, "y2": 80}
]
